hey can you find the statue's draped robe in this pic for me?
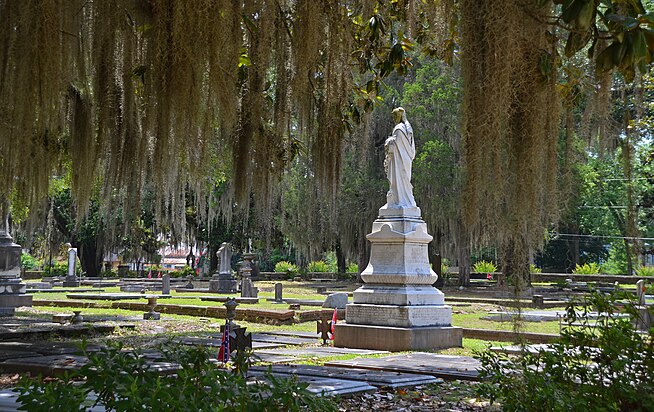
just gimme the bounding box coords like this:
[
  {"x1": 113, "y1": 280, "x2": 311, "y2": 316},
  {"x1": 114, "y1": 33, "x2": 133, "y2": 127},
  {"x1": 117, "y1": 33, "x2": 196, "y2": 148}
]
[{"x1": 384, "y1": 121, "x2": 416, "y2": 209}]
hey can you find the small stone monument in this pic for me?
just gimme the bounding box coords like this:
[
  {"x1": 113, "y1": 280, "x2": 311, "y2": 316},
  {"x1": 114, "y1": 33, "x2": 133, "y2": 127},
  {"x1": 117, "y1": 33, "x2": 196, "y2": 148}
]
[
  {"x1": 240, "y1": 278, "x2": 258, "y2": 298},
  {"x1": 162, "y1": 273, "x2": 171, "y2": 295},
  {"x1": 274, "y1": 282, "x2": 283, "y2": 302},
  {"x1": 209, "y1": 242, "x2": 237, "y2": 293},
  {"x1": 63, "y1": 246, "x2": 80, "y2": 287},
  {"x1": 0, "y1": 208, "x2": 32, "y2": 316},
  {"x1": 143, "y1": 296, "x2": 160, "y2": 320},
  {"x1": 637, "y1": 279, "x2": 646, "y2": 306},
  {"x1": 322, "y1": 292, "x2": 348, "y2": 309},
  {"x1": 334, "y1": 108, "x2": 462, "y2": 351}
]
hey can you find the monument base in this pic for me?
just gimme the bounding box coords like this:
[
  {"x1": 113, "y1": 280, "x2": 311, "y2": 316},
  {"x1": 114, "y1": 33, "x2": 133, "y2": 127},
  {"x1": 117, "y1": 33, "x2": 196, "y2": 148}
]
[
  {"x1": 0, "y1": 294, "x2": 33, "y2": 316},
  {"x1": 209, "y1": 279, "x2": 237, "y2": 293},
  {"x1": 333, "y1": 323, "x2": 462, "y2": 351},
  {"x1": 63, "y1": 280, "x2": 80, "y2": 287}
]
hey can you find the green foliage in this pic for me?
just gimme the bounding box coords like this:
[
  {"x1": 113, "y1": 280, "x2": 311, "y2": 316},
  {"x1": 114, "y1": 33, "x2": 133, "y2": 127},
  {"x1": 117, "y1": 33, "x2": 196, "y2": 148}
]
[
  {"x1": 529, "y1": 263, "x2": 542, "y2": 273},
  {"x1": 323, "y1": 252, "x2": 339, "y2": 273},
  {"x1": 476, "y1": 290, "x2": 654, "y2": 411},
  {"x1": 20, "y1": 253, "x2": 40, "y2": 270},
  {"x1": 602, "y1": 242, "x2": 629, "y2": 274},
  {"x1": 274, "y1": 261, "x2": 299, "y2": 277},
  {"x1": 573, "y1": 262, "x2": 602, "y2": 274},
  {"x1": 472, "y1": 260, "x2": 497, "y2": 274},
  {"x1": 44, "y1": 261, "x2": 67, "y2": 277},
  {"x1": 308, "y1": 260, "x2": 330, "y2": 273},
  {"x1": 15, "y1": 343, "x2": 337, "y2": 412},
  {"x1": 346, "y1": 262, "x2": 359, "y2": 273},
  {"x1": 635, "y1": 266, "x2": 654, "y2": 276}
]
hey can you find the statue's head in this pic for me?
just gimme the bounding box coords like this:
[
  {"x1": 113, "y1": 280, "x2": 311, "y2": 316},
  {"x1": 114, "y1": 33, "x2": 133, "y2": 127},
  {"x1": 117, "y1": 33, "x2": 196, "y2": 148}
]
[{"x1": 392, "y1": 107, "x2": 405, "y2": 124}]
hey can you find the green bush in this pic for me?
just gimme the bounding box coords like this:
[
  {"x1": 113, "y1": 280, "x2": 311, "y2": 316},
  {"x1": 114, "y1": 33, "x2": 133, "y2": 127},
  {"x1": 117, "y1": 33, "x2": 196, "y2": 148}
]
[
  {"x1": 274, "y1": 260, "x2": 298, "y2": 277},
  {"x1": 346, "y1": 262, "x2": 359, "y2": 273},
  {"x1": 308, "y1": 260, "x2": 330, "y2": 272},
  {"x1": 20, "y1": 253, "x2": 40, "y2": 270},
  {"x1": 573, "y1": 262, "x2": 601, "y2": 274},
  {"x1": 476, "y1": 290, "x2": 654, "y2": 411},
  {"x1": 44, "y1": 261, "x2": 67, "y2": 277},
  {"x1": 635, "y1": 266, "x2": 654, "y2": 277},
  {"x1": 15, "y1": 343, "x2": 337, "y2": 411},
  {"x1": 472, "y1": 260, "x2": 497, "y2": 274},
  {"x1": 529, "y1": 263, "x2": 542, "y2": 273}
]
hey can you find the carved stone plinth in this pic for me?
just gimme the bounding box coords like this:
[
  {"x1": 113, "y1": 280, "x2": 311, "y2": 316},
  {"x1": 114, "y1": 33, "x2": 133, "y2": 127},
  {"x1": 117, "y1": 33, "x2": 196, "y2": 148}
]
[
  {"x1": 0, "y1": 230, "x2": 32, "y2": 316},
  {"x1": 334, "y1": 212, "x2": 461, "y2": 351}
]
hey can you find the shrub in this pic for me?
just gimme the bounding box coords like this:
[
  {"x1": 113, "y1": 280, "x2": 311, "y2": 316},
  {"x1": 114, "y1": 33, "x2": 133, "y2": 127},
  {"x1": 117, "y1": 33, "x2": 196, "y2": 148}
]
[
  {"x1": 20, "y1": 253, "x2": 40, "y2": 270},
  {"x1": 15, "y1": 343, "x2": 337, "y2": 411},
  {"x1": 274, "y1": 261, "x2": 298, "y2": 276},
  {"x1": 472, "y1": 260, "x2": 497, "y2": 274},
  {"x1": 44, "y1": 261, "x2": 67, "y2": 277},
  {"x1": 308, "y1": 260, "x2": 330, "y2": 272},
  {"x1": 346, "y1": 262, "x2": 359, "y2": 273},
  {"x1": 476, "y1": 290, "x2": 654, "y2": 411},
  {"x1": 573, "y1": 262, "x2": 601, "y2": 274},
  {"x1": 635, "y1": 266, "x2": 654, "y2": 277},
  {"x1": 529, "y1": 263, "x2": 542, "y2": 273}
]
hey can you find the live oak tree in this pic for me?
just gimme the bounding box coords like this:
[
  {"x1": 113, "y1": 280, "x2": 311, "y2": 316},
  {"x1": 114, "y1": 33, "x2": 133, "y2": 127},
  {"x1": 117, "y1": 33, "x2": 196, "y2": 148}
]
[{"x1": 1, "y1": 0, "x2": 653, "y2": 286}]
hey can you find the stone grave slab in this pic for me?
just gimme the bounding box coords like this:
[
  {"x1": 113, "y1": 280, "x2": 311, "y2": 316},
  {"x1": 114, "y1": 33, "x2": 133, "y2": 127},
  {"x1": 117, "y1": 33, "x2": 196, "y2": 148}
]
[
  {"x1": 325, "y1": 353, "x2": 481, "y2": 381},
  {"x1": 0, "y1": 341, "x2": 103, "y2": 355},
  {"x1": 258, "y1": 330, "x2": 321, "y2": 339},
  {"x1": 279, "y1": 298, "x2": 325, "y2": 306},
  {"x1": 66, "y1": 293, "x2": 171, "y2": 300},
  {"x1": 0, "y1": 390, "x2": 107, "y2": 412},
  {"x1": 200, "y1": 296, "x2": 259, "y2": 304},
  {"x1": 0, "y1": 354, "x2": 181, "y2": 376},
  {"x1": 28, "y1": 288, "x2": 100, "y2": 293},
  {"x1": 248, "y1": 371, "x2": 375, "y2": 396},
  {"x1": 257, "y1": 346, "x2": 387, "y2": 358},
  {"x1": 174, "y1": 336, "x2": 283, "y2": 350},
  {"x1": 490, "y1": 343, "x2": 555, "y2": 355},
  {"x1": 250, "y1": 352, "x2": 299, "y2": 364},
  {"x1": 249, "y1": 333, "x2": 318, "y2": 346},
  {"x1": 0, "y1": 354, "x2": 89, "y2": 375},
  {"x1": 250, "y1": 365, "x2": 440, "y2": 388}
]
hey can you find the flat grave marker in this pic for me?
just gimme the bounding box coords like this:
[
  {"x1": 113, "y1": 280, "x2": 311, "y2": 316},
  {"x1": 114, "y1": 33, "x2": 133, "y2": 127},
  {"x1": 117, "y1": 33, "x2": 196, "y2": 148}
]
[
  {"x1": 249, "y1": 365, "x2": 440, "y2": 388},
  {"x1": 325, "y1": 353, "x2": 481, "y2": 381}
]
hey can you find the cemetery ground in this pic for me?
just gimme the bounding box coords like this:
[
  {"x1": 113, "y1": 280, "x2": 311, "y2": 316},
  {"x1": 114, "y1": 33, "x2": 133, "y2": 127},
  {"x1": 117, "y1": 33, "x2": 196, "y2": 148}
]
[{"x1": 0, "y1": 277, "x2": 651, "y2": 410}]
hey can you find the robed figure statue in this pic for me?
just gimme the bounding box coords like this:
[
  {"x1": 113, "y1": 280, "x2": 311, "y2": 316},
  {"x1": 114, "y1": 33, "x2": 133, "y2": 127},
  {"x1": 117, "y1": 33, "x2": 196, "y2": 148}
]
[{"x1": 384, "y1": 107, "x2": 416, "y2": 209}]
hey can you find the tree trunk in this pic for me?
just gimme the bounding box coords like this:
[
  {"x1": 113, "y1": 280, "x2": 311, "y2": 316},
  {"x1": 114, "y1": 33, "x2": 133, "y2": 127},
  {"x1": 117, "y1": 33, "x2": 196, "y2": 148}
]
[
  {"x1": 501, "y1": 235, "x2": 531, "y2": 291},
  {"x1": 456, "y1": 218, "x2": 470, "y2": 287},
  {"x1": 357, "y1": 227, "x2": 369, "y2": 283},
  {"x1": 76, "y1": 240, "x2": 103, "y2": 277},
  {"x1": 335, "y1": 240, "x2": 346, "y2": 274}
]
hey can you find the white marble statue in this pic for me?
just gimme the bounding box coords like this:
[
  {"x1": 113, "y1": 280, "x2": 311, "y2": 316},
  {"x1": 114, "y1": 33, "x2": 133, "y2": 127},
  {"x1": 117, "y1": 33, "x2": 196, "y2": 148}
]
[{"x1": 384, "y1": 107, "x2": 416, "y2": 209}]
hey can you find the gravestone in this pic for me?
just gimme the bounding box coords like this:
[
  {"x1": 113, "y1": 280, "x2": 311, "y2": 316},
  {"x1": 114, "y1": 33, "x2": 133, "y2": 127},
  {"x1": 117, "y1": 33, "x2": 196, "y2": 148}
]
[
  {"x1": 143, "y1": 296, "x2": 160, "y2": 320},
  {"x1": 240, "y1": 278, "x2": 258, "y2": 298},
  {"x1": 161, "y1": 274, "x2": 171, "y2": 295},
  {"x1": 209, "y1": 242, "x2": 237, "y2": 293},
  {"x1": 322, "y1": 292, "x2": 348, "y2": 309},
  {"x1": 274, "y1": 283, "x2": 283, "y2": 302},
  {"x1": 62, "y1": 247, "x2": 80, "y2": 287},
  {"x1": 334, "y1": 108, "x2": 461, "y2": 351},
  {"x1": 0, "y1": 211, "x2": 32, "y2": 316}
]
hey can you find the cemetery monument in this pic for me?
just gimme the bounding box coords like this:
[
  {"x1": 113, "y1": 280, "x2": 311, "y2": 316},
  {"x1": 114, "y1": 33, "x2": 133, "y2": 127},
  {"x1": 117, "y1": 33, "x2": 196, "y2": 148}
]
[
  {"x1": 334, "y1": 107, "x2": 462, "y2": 351},
  {"x1": 209, "y1": 242, "x2": 237, "y2": 293},
  {"x1": 0, "y1": 208, "x2": 32, "y2": 315}
]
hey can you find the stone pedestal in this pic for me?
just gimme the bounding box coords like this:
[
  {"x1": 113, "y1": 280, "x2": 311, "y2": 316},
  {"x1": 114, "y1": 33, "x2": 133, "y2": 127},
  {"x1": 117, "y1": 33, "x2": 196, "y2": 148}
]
[
  {"x1": 0, "y1": 230, "x2": 32, "y2": 316},
  {"x1": 209, "y1": 274, "x2": 237, "y2": 293},
  {"x1": 334, "y1": 209, "x2": 461, "y2": 351}
]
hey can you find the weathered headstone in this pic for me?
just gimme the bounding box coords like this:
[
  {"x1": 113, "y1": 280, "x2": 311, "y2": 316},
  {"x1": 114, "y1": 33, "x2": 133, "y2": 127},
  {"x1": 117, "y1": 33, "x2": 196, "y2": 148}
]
[
  {"x1": 62, "y1": 247, "x2": 80, "y2": 287},
  {"x1": 317, "y1": 286, "x2": 327, "y2": 294},
  {"x1": 184, "y1": 275, "x2": 194, "y2": 289},
  {"x1": 161, "y1": 273, "x2": 171, "y2": 295},
  {"x1": 532, "y1": 294, "x2": 544, "y2": 308},
  {"x1": 209, "y1": 242, "x2": 237, "y2": 293},
  {"x1": 322, "y1": 292, "x2": 348, "y2": 309},
  {"x1": 333, "y1": 108, "x2": 461, "y2": 351},
  {"x1": 274, "y1": 282, "x2": 283, "y2": 302},
  {"x1": 0, "y1": 209, "x2": 32, "y2": 316},
  {"x1": 240, "y1": 278, "x2": 258, "y2": 298}
]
